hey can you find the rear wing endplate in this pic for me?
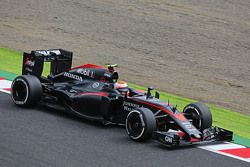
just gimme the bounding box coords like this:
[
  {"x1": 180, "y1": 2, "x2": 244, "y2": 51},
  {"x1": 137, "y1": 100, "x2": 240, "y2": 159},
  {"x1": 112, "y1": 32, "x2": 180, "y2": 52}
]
[{"x1": 22, "y1": 49, "x2": 72, "y2": 77}]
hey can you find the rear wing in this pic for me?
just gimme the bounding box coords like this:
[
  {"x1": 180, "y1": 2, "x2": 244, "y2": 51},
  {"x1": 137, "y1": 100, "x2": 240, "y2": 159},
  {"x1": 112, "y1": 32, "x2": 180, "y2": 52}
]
[{"x1": 22, "y1": 49, "x2": 73, "y2": 77}]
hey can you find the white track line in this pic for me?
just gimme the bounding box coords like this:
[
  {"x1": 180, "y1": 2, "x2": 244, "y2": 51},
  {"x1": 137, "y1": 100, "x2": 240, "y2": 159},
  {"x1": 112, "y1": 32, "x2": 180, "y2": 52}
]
[
  {"x1": 199, "y1": 142, "x2": 245, "y2": 150},
  {"x1": 198, "y1": 143, "x2": 250, "y2": 163},
  {"x1": 0, "y1": 79, "x2": 12, "y2": 94},
  {"x1": 0, "y1": 89, "x2": 11, "y2": 94}
]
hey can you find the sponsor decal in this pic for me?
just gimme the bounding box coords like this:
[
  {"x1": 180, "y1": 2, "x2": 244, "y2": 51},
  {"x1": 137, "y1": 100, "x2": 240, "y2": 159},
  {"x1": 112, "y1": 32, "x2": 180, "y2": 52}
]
[
  {"x1": 123, "y1": 101, "x2": 141, "y2": 111},
  {"x1": 24, "y1": 58, "x2": 35, "y2": 67},
  {"x1": 92, "y1": 82, "x2": 99, "y2": 88},
  {"x1": 69, "y1": 89, "x2": 78, "y2": 93},
  {"x1": 24, "y1": 57, "x2": 35, "y2": 73},
  {"x1": 76, "y1": 68, "x2": 95, "y2": 78},
  {"x1": 64, "y1": 72, "x2": 83, "y2": 81},
  {"x1": 182, "y1": 122, "x2": 193, "y2": 129},
  {"x1": 165, "y1": 136, "x2": 173, "y2": 143},
  {"x1": 182, "y1": 121, "x2": 197, "y2": 132},
  {"x1": 36, "y1": 50, "x2": 61, "y2": 56}
]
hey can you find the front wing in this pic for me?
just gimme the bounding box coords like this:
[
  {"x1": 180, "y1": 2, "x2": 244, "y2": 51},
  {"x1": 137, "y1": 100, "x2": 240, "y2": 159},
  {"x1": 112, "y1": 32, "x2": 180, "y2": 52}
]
[{"x1": 152, "y1": 127, "x2": 233, "y2": 147}]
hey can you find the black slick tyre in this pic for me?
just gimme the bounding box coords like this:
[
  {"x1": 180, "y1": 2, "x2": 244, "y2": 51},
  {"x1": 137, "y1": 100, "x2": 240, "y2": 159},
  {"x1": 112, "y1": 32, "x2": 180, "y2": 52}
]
[
  {"x1": 11, "y1": 75, "x2": 42, "y2": 107},
  {"x1": 126, "y1": 108, "x2": 156, "y2": 142},
  {"x1": 183, "y1": 102, "x2": 212, "y2": 131}
]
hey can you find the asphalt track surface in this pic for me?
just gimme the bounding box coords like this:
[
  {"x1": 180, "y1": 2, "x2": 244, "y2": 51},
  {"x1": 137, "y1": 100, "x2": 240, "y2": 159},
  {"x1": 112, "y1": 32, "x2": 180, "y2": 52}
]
[{"x1": 0, "y1": 92, "x2": 249, "y2": 167}]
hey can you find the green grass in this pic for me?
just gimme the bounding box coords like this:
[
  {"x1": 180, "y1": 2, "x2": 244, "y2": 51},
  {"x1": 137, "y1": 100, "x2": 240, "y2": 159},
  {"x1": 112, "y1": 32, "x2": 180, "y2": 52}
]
[
  {"x1": 0, "y1": 48, "x2": 50, "y2": 76},
  {"x1": 0, "y1": 48, "x2": 23, "y2": 74},
  {"x1": 1, "y1": 47, "x2": 250, "y2": 140}
]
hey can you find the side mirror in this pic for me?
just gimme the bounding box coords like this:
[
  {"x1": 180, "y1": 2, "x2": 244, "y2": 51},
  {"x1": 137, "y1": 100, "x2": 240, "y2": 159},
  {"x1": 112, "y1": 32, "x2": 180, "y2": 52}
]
[
  {"x1": 155, "y1": 91, "x2": 160, "y2": 99},
  {"x1": 111, "y1": 72, "x2": 119, "y2": 81},
  {"x1": 147, "y1": 86, "x2": 155, "y2": 99}
]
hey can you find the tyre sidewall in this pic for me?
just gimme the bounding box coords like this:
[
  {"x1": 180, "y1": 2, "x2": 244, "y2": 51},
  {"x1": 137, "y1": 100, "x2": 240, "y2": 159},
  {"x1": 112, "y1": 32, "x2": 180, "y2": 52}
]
[
  {"x1": 11, "y1": 77, "x2": 29, "y2": 105},
  {"x1": 11, "y1": 75, "x2": 42, "y2": 107},
  {"x1": 126, "y1": 108, "x2": 156, "y2": 142},
  {"x1": 183, "y1": 102, "x2": 212, "y2": 131}
]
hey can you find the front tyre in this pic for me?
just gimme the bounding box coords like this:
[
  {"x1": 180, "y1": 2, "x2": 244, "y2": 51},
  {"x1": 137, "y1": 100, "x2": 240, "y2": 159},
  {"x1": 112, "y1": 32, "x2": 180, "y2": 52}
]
[
  {"x1": 11, "y1": 75, "x2": 42, "y2": 107},
  {"x1": 183, "y1": 102, "x2": 212, "y2": 131},
  {"x1": 126, "y1": 108, "x2": 156, "y2": 142}
]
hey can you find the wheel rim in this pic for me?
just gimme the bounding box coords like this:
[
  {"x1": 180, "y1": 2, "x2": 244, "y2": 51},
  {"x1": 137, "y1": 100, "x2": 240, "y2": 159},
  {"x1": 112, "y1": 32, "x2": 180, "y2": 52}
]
[
  {"x1": 184, "y1": 106, "x2": 201, "y2": 130},
  {"x1": 11, "y1": 79, "x2": 28, "y2": 104},
  {"x1": 190, "y1": 110, "x2": 201, "y2": 129},
  {"x1": 126, "y1": 111, "x2": 145, "y2": 139}
]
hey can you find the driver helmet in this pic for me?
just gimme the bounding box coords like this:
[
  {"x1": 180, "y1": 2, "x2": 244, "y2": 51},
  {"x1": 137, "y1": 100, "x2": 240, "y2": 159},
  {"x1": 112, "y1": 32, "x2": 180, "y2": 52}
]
[{"x1": 114, "y1": 81, "x2": 128, "y2": 94}]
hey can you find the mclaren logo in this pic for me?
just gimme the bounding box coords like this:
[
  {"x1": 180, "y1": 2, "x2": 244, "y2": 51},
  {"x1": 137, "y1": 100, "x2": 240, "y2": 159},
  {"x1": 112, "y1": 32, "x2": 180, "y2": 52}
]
[{"x1": 64, "y1": 72, "x2": 83, "y2": 81}]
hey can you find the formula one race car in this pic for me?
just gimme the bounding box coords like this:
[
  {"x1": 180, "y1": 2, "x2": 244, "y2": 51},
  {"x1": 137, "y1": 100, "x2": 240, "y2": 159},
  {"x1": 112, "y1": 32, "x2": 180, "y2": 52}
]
[{"x1": 11, "y1": 49, "x2": 233, "y2": 147}]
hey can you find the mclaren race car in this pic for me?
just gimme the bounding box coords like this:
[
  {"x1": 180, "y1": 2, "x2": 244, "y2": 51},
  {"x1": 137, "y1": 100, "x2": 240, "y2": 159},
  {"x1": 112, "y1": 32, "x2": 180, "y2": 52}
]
[{"x1": 11, "y1": 49, "x2": 233, "y2": 147}]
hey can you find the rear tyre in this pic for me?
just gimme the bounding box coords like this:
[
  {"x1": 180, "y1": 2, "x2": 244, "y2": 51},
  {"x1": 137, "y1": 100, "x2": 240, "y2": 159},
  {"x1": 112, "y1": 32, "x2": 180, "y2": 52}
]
[
  {"x1": 126, "y1": 108, "x2": 156, "y2": 142},
  {"x1": 11, "y1": 75, "x2": 42, "y2": 107},
  {"x1": 183, "y1": 102, "x2": 212, "y2": 131}
]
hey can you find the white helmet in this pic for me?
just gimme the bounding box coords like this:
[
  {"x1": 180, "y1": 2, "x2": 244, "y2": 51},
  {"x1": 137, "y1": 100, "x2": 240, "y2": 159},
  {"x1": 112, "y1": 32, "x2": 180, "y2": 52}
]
[{"x1": 114, "y1": 81, "x2": 128, "y2": 93}]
